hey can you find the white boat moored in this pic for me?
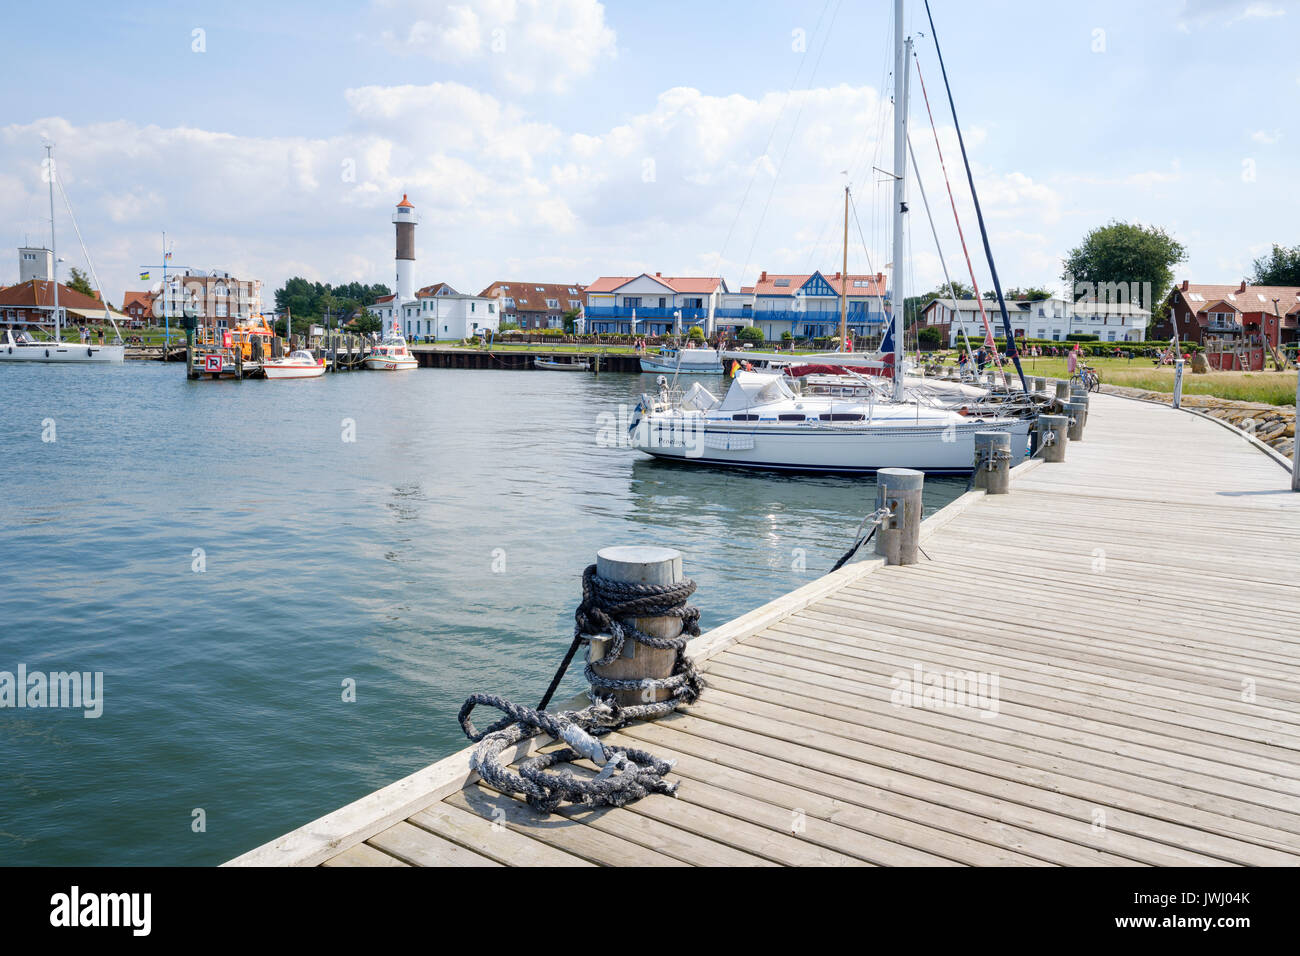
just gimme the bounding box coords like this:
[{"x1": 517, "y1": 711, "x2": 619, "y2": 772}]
[{"x1": 263, "y1": 350, "x2": 326, "y2": 379}]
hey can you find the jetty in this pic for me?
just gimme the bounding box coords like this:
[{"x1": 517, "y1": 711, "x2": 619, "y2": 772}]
[
  {"x1": 411, "y1": 344, "x2": 640, "y2": 372},
  {"x1": 228, "y1": 390, "x2": 1300, "y2": 867}
]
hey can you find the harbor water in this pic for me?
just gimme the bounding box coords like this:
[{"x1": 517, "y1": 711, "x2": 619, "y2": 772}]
[{"x1": 0, "y1": 362, "x2": 965, "y2": 864}]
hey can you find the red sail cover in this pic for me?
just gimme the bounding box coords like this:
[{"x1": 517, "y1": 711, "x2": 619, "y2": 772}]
[{"x1": 783, "y1": 355, "x2": 894, "y2": 379}]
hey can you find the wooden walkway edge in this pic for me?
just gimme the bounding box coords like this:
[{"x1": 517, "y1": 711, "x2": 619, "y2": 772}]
[{"x1": 227, "y1": 392, "x2": 1300, "y2": 867}]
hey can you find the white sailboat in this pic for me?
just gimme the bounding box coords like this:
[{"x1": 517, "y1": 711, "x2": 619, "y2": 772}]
[
  {"x1": 0, "y1": 145, "x2": 124, "y2": 365},
  {"x1": 628, "y1": 0, "x2": 1032, "y2": 473}
]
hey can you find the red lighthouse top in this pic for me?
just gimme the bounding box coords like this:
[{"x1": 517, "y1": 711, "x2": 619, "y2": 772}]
[{"x1": 396, "y1": 194, "x2": 414, "y2": 208}]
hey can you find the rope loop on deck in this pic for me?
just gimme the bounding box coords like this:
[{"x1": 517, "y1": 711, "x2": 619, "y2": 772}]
[{"x1": 457, "y1": 564, "x2": 704, "y2": 813}]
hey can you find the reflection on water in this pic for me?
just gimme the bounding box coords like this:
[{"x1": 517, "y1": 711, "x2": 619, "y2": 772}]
[{"x1": 0, "y1": 363, "x2": 961, "y2": 864}]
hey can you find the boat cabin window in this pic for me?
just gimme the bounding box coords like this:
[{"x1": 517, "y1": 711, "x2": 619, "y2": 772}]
[
  {"x1": 778, "y1": 414, "x2": 807, "y2": 421},
  {"x1": 731, "y1": 414, "x2": 760, "y2": 421},
  {"x1": 290, "y1": 350, "x2": 314, "y2": 361},
  {"x1": 819, "y1": 413, "x2": 865, "y2": 422}
]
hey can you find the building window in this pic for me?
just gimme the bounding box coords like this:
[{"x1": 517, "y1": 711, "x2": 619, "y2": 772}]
[{"x1": 546, "y1": 298, "x2": 558, "y2": 308}]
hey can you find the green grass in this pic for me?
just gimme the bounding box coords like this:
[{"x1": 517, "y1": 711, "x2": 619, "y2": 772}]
[{"x1": 932, "y1": 354, "x2": 1297, "y2": 406}]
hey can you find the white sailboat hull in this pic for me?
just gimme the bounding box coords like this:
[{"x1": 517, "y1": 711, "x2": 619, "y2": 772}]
[
  {"x1": 636, "y1": 418, "x2": 1031, "y2": 473},
  {"x1": 0, "y1": 343, "x2": 124, "y2": 364}
]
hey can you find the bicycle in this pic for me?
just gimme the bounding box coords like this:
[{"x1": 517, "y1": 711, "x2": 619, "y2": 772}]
[{"x1": 1072, "y1": 363, "x2": 1101, "y2": 393}]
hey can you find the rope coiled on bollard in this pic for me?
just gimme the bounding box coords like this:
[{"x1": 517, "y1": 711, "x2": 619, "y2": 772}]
[{"x1": 458, "y1": 564, "x2": 705, "y2": 813}]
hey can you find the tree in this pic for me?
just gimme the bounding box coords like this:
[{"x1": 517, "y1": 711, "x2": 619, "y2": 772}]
[
  {"x1": 736, "y1": 325, "x2": 765, "y2": 344},
  {"x1": 917, "y1": 326, "x2": 943, "y2": 350},
  {"x1": 562, "y1": 307, "x2": 581, "y2": 334},
  {"x1": 350, "y1": 309, "x2": 381, "y2": 336},
  {"x1": 66, "y1": 266, "x2": 96, "y2": 298},
  {"x1": 1005, "y1": 287, "x2": 1053, "y2": 301},
  {"x1": 687, "y1": 325, "x2": 705, "y2": 342},
  {"x1": 1062, "y1": 220, "x2": 1187, "y2": 318},
  {"x1": 1249, "y1": 244, "x2": 1300, "y2": 286}
]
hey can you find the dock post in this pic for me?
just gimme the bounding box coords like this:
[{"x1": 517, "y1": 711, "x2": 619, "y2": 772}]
[
  {"x1": 1054, "y1": 380, "x2": 1071, "y2": 401},
  {"x1": 1172, "y1": 358, "x2": 1186, "y2": 409},
  {"x1": 1032, "y1": 376, "x2": 1045, "y2": 392},
  {"x1": 1066, "y1": 398, "x2": 1088, "y2": 442},
  {"x1": 874, "y1": 467, "x2": 924, "y2": 566},
  {"x1": 587, "y1": 546, "x2": 683, "y2": 708},
  {"x1": 973, "y1": 432, "x2": 1011, "y2": 494},
  {"x1": 1037, "y1": 414, "x2": 1068, "y2": 463}
]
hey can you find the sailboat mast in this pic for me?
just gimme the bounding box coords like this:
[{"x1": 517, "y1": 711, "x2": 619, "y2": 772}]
[
  {"x1": 47, "y1": 144, "x2": 61, "y2": 343},
  {"x1": 889, "y1": 0, "x2": 910, "y2": 402},
  {"x1": 840, "y1": 185, "x2": 849, "y2": 350}
]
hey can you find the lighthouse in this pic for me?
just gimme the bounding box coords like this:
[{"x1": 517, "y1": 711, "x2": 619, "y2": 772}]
[{"x1": 392, "y1": 194, "x2": 417, "y2": 302}]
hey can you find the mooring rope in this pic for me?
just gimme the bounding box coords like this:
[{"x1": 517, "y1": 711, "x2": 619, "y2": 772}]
[{"x1": 458, "y1": 565, "x2": 705, "y2": 813}]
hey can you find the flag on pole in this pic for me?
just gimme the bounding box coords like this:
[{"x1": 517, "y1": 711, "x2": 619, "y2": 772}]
[
  {"x1": 139, "y1": 271, "x2": 150, "y2": 281},
  {"x1": 164, "y1": 251, "x2": 173, "y2": 260}
]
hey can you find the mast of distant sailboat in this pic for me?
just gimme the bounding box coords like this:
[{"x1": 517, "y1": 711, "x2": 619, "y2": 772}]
[
  {"x1": 46, "y1": 144, "x2": 61, "y2": 344},
  {"x1": 889, "y1": 0, "x2": 910, "y2": 402}
]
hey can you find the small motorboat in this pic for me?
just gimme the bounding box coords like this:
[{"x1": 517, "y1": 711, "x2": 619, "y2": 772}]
[
  {"x1": 263, "y1": 349, "x2": 326, "y2": 379},
  {"x1": 534, "y1": 356, "x2": 590, "y2": 371},
  {"x1": 639, "y1": 346, "x2": 723, "y2": 374},
  {"x1": 365, "y1": 324, "x2": 418, "y2": 370}
]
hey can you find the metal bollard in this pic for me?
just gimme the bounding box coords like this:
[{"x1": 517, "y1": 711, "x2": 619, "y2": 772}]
[
  {"x1": 586, "y1": 546, "x2": 683, "y2": 708},
  {"x1": 1033, "y1": 376, "x2": 1046, "y2": 392},
  {"x1": 1036, "y1": 414, "x2": 1069, "y2": 463},
  {"x1": 1054, "y1": 380, "x2": 1071, "y2": 401},
  {"x1": 973, "y1": 431, "x2": 1011, "y2": 494},
  {"x1": 874, "y1": 468, "x2": 924, "y2": 566},
  {"x1": 1066, "y1": 399, "x2": 1088, "y2": 442}
]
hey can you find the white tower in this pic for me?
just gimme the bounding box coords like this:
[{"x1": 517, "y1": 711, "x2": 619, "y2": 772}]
[{"x1": 392, "y1": 194, "x2": 417, "y2": 302}]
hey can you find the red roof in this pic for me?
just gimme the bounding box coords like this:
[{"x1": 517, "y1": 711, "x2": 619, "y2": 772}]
[
  {"x1": 754, "y1": 272, "x2": 886, "y2": 297},
  {"x1": 479, "y1": 281, "x2": 586, "y2": 311},
  {"x1": 0, "y1": 279, "x2": 105, "y2": 309},
  {"x1": 584, "y1": 273, "x2": 723, "y2": 295},
  {"x1": 374, "y1": 294, "x2": 396, "y2": 303},
  {"x1": 121, "y1": 290, "x2": 153, "y2": 311},
  {"x1": 584, "y1": 276, "x2": 636, "y2": 293},
  {"x1": 1176, "y1": 282, "x2": 1300, "y2": 315},
  {"x1": 396, "y1": 194, "x2": 414, "y2": 208}
]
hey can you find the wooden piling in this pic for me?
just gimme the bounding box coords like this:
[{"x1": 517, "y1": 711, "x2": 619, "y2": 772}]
[
  {"x1": 874, "y1": 467, "x2": 924, "y2": 566},
  {"x1": 973, "y1": 431, "x2": 1011, "y2": 494},
  {"x1": 1037, "y1": 413, "x2": 1068, "y2": 463},
  {"x1": 586, "y1": 546, "x2": 682, "y2": 708},
  {"x1": 1067, "y1": 399, "x2": 1088, "y2": 442}
]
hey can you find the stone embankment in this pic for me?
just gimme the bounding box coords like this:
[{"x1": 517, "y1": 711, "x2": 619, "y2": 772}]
[{"x1": 1101, "y1": 385, "x2": 1295, "y2": 459}]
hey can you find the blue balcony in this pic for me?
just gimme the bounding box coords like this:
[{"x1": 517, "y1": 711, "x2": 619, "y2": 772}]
[
  {"x1": 753, "y1": 309, "x2": 887, "y2": 325},
  {"x1": 714, "y1": 308, "x2": 754, "y2": 319},
  {"x1": 584, "y1": 306, "x2": 708, "y2": 320}
]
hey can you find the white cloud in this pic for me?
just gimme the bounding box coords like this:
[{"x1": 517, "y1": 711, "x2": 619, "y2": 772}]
[
  {"x1": 0, "y1": 79, "x2": 1088, "y2": 306},
  {"x1": 372, "y1": 0, "x2": 617, "y2": 94},
  {"x1": 1176, "y1": 0, "x2": 1286, "y2": 29},
  {"x1": 1251, "y1": 128, "x2": 1283, "y2": 144}
]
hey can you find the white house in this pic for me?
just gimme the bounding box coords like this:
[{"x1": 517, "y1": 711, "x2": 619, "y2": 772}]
[
  {"x1": 583, "y1": 273, "x2": 729, "y2": 336},
  {"x1": 921, "y1": 295, "x2": 1149, "y2": 346},
  {"x1": 751, "y1": 271, "x2": 888, "y2": 341},
  {"x1": 372, "y1": 282, "x2": 499, "y2": 341}
]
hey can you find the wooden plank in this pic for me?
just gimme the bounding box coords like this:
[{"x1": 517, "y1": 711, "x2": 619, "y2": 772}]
[
  {"x1": 320, "y1": 843, "x2": 409, "y2": 867},
  {"x1": 366, "y1": 820, "x2": 500, "y2": 867},
  {"x1": 444, "y1": 784, "x2": 688, "y2": 867},
  {"x1": 617, "y1": 718, "x2": 1138, "y2": 866},
  {"x1": 600, "y1": 728, "x2": 1053, "y2": 866},
  {"x1": 408, "y1": 803, "x2": 594, "y2": 868}
]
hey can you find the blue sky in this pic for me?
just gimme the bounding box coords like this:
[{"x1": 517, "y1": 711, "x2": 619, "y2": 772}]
[{"x1": 2, "y1": 0, "x2": 1296, "y2": 307}]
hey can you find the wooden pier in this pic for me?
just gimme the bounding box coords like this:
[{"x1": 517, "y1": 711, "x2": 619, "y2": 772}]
[
  {"x1": 229, "y1": 392, "x2": 1300, "y2": 867},
  {"x1": 412, "y1": 345, "x2": 640, "y2": 372}
]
